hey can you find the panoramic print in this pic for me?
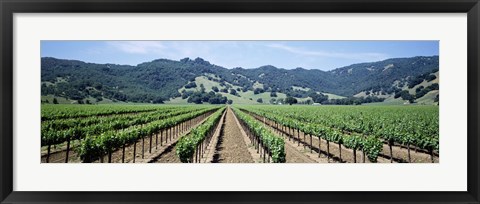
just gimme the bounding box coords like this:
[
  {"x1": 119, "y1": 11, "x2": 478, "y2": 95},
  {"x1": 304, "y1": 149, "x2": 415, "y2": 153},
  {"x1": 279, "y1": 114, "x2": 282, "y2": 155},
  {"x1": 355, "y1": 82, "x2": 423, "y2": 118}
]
[{"x1": 40, "y1": 41, "x2": 439, "y2": 163}]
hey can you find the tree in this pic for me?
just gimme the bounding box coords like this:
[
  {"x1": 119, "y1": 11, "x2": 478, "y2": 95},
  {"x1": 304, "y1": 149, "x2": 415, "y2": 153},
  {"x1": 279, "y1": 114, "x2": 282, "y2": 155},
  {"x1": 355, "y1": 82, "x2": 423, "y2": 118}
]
[
  {"x1": 180, "y1": 57, "x2": 190, "y2": 63},
  {"x1": 408, "y1": 76, "x2": 425, "y2": 88},
  {"x1": 257, "y1": 98, "x2": 263, "y2": 103},
  {"x1": 426, "y1": 74, "x2": 437, "y2": 82},
  {"x1": 93, "y1": 82, "x2": 103, "y2": 90},
  {"x1": 181, "y1": 90, "x2": 194, "y2": 99},
  {"x1": 227, "y1": 99, "x2": 233, "y2": 104},
  {"x1": 45, "y1": 99, "x2": 50, "y2": 104},
  {"x1": 185, "y1": 82, "x2": 197, "y2": 89},
  {"x1": 395, "y1": 90, "x2": 409, "y2": 99},
  {"x1": 229, "y1": 89, "x2": 237, "y2": 96},
  {"x1": 270, "y1": 91, "x2": 277, "y2": 97},
  {"x1": 309, "y1": 93, "x2": 329, "y2": 103},
  {"x1": 53, "y1": 98, "x2": 58, "y2": 104},
  {"x1": 187, "y1": 95, "x2": 203, "y2": 104},
  {"x1": 152, "y1": 96, "x2": 164, "y2": 104},
  {"x1": 253, "y1": 88, "x2": 264, "y2": 95},
  {"x1": 269, "y1": 98, "x2": 276, "y2": 104},
  {"x1": 398, "y1": 91, "x2": 415, "y2": 103},
  {"x1": 285, "y1": 96, "x2": 297, "y2": 105},
  {"x1": 208, "y1": 97, "x2": 221, "y2": 104},
  {"x1": 415, "y1": 86, "x2": 424, "y2": 94},
  {"x1": 212, "y1": 86, "x2": 219, "y2": 92}
]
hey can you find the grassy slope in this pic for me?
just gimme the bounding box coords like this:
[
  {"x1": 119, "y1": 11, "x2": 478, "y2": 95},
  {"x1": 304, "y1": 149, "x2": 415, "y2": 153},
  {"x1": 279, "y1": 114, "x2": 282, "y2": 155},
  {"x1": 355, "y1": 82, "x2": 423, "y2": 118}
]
[
  {"x1": 170, "y1": 76, "x2": 307, "y2": 104},
  {"x1": 416, "y1": 90, "x2": 439, "y2": 105},
  {"x1": 404, "y1": 71, "x2": 439, "y2": 105},
  {"x1": 42, "y1": 77, "x2": 126, "y2": 105},
  {"x1": 41, "y1": 95, "x2": 72, "y2": 104},
  {"x1": 357, "y1": 71, "x2": 439, "y2": 105},
  {"x1": 323, "y1": 92, "x2": 346, "y2": 99},
  {"x1": 407, "y1": 71, "x2": 439, "y2": 94},
  {"x1": 48, "y1": 73, "x2": 437, "y2": 106}
]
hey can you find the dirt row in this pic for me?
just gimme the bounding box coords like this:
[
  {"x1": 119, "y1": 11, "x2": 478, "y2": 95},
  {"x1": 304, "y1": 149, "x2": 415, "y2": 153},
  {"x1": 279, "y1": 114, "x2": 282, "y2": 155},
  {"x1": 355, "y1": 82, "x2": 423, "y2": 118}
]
[
  {"x1": 200, "y1": 110, "x2": 227, "y2": 163},
  {"x1": 212, "y1": 108, "x2": 254, "y2": 163},
  {"x1": 230, "y1": 107, "x2": 320, "y2": 163},
  {"x1": 284, "y1": 141, "x2": 317, "y2": 163}
]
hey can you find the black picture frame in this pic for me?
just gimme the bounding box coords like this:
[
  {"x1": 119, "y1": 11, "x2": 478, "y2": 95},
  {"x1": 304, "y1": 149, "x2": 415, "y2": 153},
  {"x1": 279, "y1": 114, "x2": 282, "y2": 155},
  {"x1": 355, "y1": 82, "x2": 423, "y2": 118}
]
[{"x1": 1, "y1": 0, "x2": 479, "y2": 203}]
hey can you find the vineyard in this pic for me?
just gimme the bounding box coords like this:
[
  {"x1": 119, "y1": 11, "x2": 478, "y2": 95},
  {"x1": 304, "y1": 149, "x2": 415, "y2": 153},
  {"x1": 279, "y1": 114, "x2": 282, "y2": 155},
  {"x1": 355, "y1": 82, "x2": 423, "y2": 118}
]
[
  {"x1": 237, "y1": 105, "x2": 439, "y2": 163},
  {"x1": 41, "y1": 104, "x2": 439, "y2": 163},
  {"x1": 41, "y1": 104, "x2": 221, "y2": 163}
]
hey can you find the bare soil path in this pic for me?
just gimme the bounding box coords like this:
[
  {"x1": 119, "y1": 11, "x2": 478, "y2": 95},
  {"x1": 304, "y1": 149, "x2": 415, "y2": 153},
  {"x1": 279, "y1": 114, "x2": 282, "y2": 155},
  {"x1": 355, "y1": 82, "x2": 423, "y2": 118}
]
[
  {"x1": 201, "y1": 110, "x2": 227, "y2": 163},
  {"x1": 284, "y1": 142, "x2": 317, "y2": 163},
  {"x1": 152, "y1": 143, "x2": 182, "y2": 163},
  {"x1": 212, "y1": 108, "x2": 254, "y2": 163}
]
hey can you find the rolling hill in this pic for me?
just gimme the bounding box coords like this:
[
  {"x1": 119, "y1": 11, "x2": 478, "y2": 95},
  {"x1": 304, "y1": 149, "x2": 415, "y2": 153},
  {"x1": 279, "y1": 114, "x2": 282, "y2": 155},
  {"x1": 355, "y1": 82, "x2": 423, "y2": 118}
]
[{"x1": 41, "y1": 56, "x2": 439, "y2": 105}]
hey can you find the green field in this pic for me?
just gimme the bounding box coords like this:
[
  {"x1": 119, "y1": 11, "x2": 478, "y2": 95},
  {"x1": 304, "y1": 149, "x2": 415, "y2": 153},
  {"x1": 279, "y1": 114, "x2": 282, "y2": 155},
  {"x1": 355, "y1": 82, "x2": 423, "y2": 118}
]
[{"x1": 41, "y1": 103, "x2": 439, "y2": 163}]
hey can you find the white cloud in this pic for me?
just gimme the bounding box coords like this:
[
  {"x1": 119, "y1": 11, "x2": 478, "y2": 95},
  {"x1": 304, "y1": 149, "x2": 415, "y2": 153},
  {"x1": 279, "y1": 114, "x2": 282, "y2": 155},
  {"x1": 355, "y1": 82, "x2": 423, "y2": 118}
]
[
  {"x1": 266, "y1": 43, "x2": 388, "y2": 61},
  {"x1": 107, "y1": 41, "x2": 166, "y2": 54}
]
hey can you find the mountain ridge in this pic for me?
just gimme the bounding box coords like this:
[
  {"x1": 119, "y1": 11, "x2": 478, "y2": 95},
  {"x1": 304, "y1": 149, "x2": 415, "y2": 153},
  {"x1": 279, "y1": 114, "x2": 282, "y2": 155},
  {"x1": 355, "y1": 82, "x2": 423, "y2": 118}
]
[{"x1": 41, "y1": 55, "x2": 439, "y2": 104}]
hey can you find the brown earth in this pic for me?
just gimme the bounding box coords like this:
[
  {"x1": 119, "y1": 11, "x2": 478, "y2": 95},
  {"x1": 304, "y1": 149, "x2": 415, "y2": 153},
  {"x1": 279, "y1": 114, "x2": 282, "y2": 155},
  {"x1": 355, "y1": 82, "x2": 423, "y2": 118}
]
[
  {"x1": 284, "y1": 142, "x2": 317, "y2": 163},
  {"x1": 152, "y1": 142, "x2": 182, "y2": 163},
  {"x1": 379, "y1": 143, "x2": 439, "y2": 163},
  {"x1": 212, "y1": 108, "x2": 254, "y2": 163},
  {"x1": 201, "y1": 110, "x2": 227, "y2": 163}
]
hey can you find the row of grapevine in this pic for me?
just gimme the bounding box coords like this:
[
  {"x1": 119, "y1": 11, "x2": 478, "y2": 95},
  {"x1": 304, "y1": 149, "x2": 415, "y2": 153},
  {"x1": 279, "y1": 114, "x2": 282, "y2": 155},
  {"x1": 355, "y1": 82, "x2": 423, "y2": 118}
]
[
  {"x1": 232, "y1": 107, "x2": 286, "y2": 163},
  {"x1": 239, "y1": 105, "x2": 438, "y2": 163},
  {"x1": 78, "y1": 107, "x2": 220, "y2": 163},
  {"x1": 41, "y1": 106, "x2": 179, "y2": 131},
  {"x1": 239, "y1": 107, "x2": 383, "y2": 162},
  {"x1": 41, "y1": 107, "x2": 205, "y2": 147},
  {"x1": 41, "y1": 104, "x2": 164, "y2": 121},
  {"x1": 176, "y1": 107, "x2": 226, "y2": 163}
]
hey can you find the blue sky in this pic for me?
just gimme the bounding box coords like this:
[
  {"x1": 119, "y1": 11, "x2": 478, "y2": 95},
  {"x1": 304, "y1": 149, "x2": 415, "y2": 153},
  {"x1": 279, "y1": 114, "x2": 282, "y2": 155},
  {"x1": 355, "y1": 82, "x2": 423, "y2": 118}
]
[{"x1": 41, "y1": 41, "x2": 438, "y2": 71}]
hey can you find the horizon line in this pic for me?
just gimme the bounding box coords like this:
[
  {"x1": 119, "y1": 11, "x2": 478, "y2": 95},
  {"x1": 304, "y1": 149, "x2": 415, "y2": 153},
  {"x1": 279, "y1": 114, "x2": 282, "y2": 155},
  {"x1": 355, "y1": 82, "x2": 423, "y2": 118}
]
[{"x1": 41, "y1": 55, "x2": 440, "y2": 71}]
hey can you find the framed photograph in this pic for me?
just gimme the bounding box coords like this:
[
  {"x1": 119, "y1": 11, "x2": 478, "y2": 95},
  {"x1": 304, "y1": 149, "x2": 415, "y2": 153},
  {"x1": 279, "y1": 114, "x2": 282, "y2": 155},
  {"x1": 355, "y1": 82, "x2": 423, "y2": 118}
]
[{"x1": 1, "y1": 0, "x2": 479, "y2": 203}]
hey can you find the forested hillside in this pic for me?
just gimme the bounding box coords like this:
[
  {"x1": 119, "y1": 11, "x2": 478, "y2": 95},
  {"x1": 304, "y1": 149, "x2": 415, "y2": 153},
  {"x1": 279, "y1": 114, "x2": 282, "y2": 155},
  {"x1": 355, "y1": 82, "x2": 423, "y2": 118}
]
[{"x1": 41, "y1": 56, "x2": 439, "y2": 104}]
